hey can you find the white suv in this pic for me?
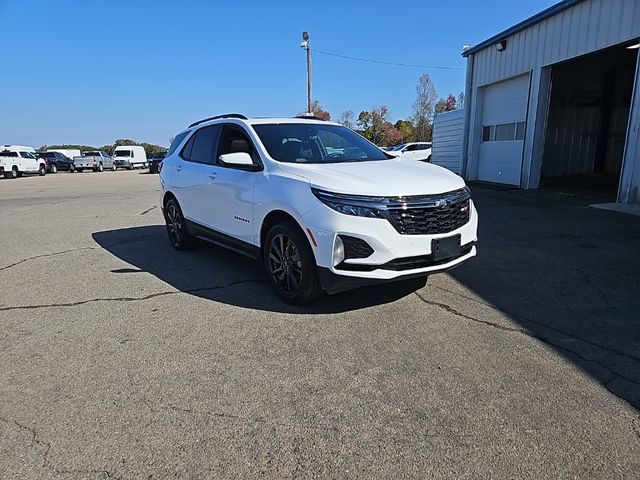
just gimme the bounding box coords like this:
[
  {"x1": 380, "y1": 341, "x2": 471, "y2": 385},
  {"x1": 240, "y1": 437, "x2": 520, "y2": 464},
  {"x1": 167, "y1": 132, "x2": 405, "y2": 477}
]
[{"x1": 160, "y1": 114, "x2": 478, "y2": 304}]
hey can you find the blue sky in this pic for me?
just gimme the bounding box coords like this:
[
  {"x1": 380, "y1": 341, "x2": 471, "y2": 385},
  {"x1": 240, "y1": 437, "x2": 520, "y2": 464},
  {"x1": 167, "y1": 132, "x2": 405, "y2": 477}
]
[{"x1": 0, "y1": 0, "x2": 556, "y2": 147}]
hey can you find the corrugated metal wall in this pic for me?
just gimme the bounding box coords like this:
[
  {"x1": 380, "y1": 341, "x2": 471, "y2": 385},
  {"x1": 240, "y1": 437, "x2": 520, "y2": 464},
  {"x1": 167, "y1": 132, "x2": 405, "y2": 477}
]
[
  {"x1": 472, "y1": 0, "x2": 640, "y2": 87},
  {"x1": 432, "y1": 109, "x2": 465, "y2": 174}
]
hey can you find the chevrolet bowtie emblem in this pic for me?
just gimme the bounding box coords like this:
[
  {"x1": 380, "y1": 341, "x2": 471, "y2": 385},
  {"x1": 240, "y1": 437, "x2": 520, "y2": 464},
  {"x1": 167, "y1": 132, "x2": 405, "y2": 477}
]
[{"x1": 435, "y1": 199, "x2": 448, "y2": 208}]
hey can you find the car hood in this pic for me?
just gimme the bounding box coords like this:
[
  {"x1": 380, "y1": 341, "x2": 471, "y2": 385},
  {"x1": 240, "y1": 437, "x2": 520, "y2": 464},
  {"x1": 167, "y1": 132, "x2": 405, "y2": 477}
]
[{"x1": 276, "y1": 159, "x2": 466, "y2": 196}]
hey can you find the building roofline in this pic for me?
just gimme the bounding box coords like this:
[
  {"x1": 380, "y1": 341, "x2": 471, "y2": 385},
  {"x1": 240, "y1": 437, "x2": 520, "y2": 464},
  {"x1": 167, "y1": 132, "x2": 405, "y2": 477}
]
[{"x1": 462, "y1": 0, "x2": 585, "y2": 57}]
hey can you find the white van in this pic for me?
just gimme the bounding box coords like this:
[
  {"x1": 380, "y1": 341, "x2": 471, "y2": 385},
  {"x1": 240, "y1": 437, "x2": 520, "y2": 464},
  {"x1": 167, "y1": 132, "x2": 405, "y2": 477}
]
[
  {"x1": 113, "y1": 145, "x2": 147, "y2": 169},
  {"x1": 47, "y1": 148, "x2": 81, "y2": 160}
]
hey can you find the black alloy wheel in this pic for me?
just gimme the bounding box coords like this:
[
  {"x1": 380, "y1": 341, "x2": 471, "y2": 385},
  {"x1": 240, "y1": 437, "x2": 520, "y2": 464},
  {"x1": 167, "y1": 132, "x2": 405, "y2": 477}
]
[
  {"x1": 263, "y1": 222, "x2": 322, "y2": 304},
  {"x1": 164, "y1": 198, "x2": 194, "y2": 250}
]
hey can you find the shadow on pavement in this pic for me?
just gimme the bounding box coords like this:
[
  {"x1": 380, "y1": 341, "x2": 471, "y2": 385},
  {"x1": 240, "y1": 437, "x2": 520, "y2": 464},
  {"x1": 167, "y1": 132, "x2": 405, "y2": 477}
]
[
  {"x1": 93, "y1": 185, "x2": 640, "y2": 408},
  {"x1": 92, "y1": 226, "x2": 425, "y2": 315},
  {"x1": 450, "y1": 186, "x2": 640, "y2": 409}
]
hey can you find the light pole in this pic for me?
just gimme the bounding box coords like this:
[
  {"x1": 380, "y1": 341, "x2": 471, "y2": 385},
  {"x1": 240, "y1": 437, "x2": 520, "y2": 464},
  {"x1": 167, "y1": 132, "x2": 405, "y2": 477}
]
[{"x1": 300, "y1": 31, "x2": 312, "y2": 114}]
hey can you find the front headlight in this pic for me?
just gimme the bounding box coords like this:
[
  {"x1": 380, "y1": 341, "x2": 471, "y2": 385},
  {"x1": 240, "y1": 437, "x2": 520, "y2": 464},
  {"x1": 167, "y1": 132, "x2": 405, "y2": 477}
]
[{"x1": 311, "y1": 188, "x2": 386, "y2": 219}]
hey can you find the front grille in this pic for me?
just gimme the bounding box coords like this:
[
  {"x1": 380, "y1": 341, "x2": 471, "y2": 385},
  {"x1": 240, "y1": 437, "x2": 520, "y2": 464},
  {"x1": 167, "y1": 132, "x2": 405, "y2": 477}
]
[
  {"x1": 386, "y1": 188, "x2": 471, "y2": 235},
  {"x1": 340, "y1": 235, "x2": 374, "y2": 259}
]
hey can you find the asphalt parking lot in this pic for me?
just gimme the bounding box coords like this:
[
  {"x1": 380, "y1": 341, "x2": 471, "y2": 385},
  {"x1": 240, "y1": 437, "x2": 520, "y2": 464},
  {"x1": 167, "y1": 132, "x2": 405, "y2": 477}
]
[{"x1": 0, "y1": 171, "x2": 638, "y2": 479}]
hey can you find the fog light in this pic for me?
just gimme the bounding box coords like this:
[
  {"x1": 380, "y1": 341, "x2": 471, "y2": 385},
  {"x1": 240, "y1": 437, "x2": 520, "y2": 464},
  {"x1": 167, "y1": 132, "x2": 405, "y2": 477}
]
[{"x1": 333, "y1": 236, "x2": 345, "y2": 266}]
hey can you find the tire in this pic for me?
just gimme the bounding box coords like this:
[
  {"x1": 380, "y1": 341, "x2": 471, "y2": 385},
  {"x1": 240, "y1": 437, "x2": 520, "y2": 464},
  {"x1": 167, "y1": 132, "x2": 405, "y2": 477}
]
[
  {"x1": 164, "y1": 198, "x2": 195, "y2": 250},
  {"x1": 51, "y1": 164, "x2": 57, "y2": 174},
  {"x1": 39, "y1": 164, "x2": 46, "y2": 176},
  {"x1": 69, "y1": 164, "x2": 75, "y2": 173},
  {"x1": 128, "y1": 164, "x2": 133, "y2": 170},
  {"x1": 6, "y1": 167, "x2": 18, "y2": 179},
  {"x1": 111, "y1": 163, "x2": 116, "y2": 171},
  {"x1": 98, "y1": 163, "x2": 103, "y2": 172},
  {"x1": 263, "y1": 221, "x2": 322, "y2": 304}
]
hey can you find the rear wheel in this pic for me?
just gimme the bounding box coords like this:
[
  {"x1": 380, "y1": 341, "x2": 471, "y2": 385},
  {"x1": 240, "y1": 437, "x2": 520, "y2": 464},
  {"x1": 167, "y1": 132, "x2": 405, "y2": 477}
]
[
  {"x1": 6, "y1": 167, "x2": 18, "y2": 179},
  {"x1": 164, "y1": 198, "x2": 195, "y2": 250},
  {"x1": 263, "y1": 221, "x2": 322, "y2": 304}
]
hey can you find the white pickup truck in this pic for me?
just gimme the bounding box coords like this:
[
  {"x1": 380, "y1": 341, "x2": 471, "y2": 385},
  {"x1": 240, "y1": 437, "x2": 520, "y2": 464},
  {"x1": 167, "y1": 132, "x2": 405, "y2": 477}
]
[
  {"x1": 72, "y1": 151, "x2": 115, "y2": 172},
  {"x1": 0, "y1": 145, "x2": 47, "y2": 179}
]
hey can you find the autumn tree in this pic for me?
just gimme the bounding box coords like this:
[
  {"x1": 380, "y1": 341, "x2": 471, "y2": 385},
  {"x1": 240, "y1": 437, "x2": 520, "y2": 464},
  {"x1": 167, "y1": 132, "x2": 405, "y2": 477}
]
[
  {"x1": 435, "y1": 93, "x2": 458, "y2": 115},
  {"x1": 358, "y1": 106, "x2": 391, "y2": 145},
  {"x1": 303, "y1": 100, "x2": 331, "y2": 120},
  {"x1": 412, "y1": 73, "x2": 437, "y2": 141},
  {"x1": 394, "y1": 120, "x2": 416, "y2": 143},
  {"x1": 339, "y1": 110, "x2": 355, "y2": 129}
]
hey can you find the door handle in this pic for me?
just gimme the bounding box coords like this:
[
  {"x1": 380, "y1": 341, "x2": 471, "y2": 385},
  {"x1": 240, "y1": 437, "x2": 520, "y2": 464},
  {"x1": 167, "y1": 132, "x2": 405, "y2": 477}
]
[
  {"x1": 175, "y1": 165, "x2": 182, "y2": 172},
  {"x1": 208, "y1": 172, "x2": 217, "y2": 180}
]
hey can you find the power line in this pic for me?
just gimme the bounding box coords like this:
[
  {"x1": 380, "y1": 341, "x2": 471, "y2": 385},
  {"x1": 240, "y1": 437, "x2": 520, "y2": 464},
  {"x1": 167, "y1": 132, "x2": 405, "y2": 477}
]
[{"x1": 311, "y1": 49, "x2": 463, "y2": 70}]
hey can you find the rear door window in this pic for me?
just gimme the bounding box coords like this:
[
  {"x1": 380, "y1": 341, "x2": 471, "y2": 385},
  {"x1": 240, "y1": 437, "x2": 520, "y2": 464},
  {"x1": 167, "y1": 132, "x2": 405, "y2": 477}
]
[{"x1": 181, "y1": 125, "x2": 220, "y2": 164}]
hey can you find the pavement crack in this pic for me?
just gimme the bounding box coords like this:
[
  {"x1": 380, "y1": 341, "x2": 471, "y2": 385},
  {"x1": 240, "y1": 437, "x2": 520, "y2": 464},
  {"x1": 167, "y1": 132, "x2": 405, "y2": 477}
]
[
  {"x1": 414, "y1": 291, "x2": 640, "y2": 407},
  {"x1": 427, "y1": 283, "x2": 640, "y2": 364},
  {"x1": 139, "y1": 205, "x2": 157, "y2": 215},
  {"x1": 0, "y1": 414, "x2": 120, "y2": 478},
  {"x1": 0, "y1": 247, "x2": 96, "y2": 272},
  {"x1": 0, "y1": 278, "x2": 265, "y2": 312}
]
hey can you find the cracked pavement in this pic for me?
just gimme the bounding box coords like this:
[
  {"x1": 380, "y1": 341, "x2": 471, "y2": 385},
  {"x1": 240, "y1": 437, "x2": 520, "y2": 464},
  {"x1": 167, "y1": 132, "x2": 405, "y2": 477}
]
[{"x1": 0, "y1": 171, "x2": 639, "y2": 479}]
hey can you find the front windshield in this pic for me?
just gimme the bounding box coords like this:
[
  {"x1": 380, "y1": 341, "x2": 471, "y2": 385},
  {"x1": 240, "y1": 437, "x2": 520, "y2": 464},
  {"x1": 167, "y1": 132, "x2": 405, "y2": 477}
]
[
  {"x1": 20, "y1": 151, "x2": 36, "y2": 159},
  {"x1": 253, "y1": 123, "x2": 389, "y2": 164},
  {"x1": 391, "y1": 144, "x2": 406, "y2": 151},
  {"x1": 114, "y1": 150, "x2": 131, "y2": 157}
]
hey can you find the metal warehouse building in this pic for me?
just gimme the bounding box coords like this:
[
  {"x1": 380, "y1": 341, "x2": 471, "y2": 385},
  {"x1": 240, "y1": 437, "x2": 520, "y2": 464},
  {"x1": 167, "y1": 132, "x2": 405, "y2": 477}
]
[{"x1": 461, "y1": 0, "x2": 640, "y2": 204}]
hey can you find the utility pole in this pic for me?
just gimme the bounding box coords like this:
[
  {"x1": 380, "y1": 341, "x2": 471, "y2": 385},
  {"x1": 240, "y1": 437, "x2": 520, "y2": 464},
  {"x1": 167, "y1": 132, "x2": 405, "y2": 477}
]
[{"x1": 301, "y1": 31, "x2": 312, "y2": 114}]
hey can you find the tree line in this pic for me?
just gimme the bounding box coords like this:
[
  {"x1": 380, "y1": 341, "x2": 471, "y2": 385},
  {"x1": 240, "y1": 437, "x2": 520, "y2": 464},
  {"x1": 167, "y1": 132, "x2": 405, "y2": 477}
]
[
  {"x1": 310, "y1": 73, "x2": 463, "y2": 147},
  {"x1": 39, "y1": 139, "x2": 166, "y2": 157}
]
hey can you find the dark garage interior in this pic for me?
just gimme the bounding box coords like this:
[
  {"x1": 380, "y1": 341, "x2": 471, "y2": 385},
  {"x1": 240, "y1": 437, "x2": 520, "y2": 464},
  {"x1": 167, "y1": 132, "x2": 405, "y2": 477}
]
[{"x1": 541, "y1": 42, "x2": 638, "y2": 200}]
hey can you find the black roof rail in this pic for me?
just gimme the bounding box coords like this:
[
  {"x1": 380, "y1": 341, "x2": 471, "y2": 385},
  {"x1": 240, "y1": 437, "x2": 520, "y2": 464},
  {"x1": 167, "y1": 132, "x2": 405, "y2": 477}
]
[
  {"x1": 294, "y1": 114, "x2": 327, "y2": 121},
  {"x1": 188, "y1": 113, "x2": 248, "y2": 128}
]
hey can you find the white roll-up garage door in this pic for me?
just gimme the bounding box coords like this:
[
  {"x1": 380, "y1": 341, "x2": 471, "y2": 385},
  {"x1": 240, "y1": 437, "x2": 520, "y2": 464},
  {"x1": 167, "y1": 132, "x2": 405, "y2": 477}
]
[{"x1": 478, "y1": 74, "x2": 530, "y2": 185}]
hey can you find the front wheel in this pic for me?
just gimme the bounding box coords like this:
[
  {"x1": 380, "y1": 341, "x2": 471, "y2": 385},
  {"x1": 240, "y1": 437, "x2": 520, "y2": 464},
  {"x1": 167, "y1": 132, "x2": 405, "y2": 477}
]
[
  {"x1": 69, "y1": 164, "x2": 75, "y2": 173},
  {"x1": 6, "y1": 167, "x2": 18, "y2": 179},
  {"x1": 39, "y1": 164, "x2": 46, "y2": 176},
  {"x1": 51, "y1": 164, "x2": 58, "y2": 174},
  {"x1": 111, "y1": 164, "x2": 116, "y2": 171},
  {"x1": 263, "y1": 221, "x2": 322, "y2": 304},
  {"x1": 164, "y1": 198, "x2": 195, "y2": 250},
  {"x1": 98, "y1": 163, "x2": 104, "y2": 172}
]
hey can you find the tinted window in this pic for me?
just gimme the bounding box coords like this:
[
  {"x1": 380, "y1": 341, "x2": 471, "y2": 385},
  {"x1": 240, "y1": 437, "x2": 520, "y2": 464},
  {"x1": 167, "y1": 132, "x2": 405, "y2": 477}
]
[
  {"x1": 168, "y1": 132, "x2": 188, "y2": 156},
  {"x1": 114, "y1": 150, "x2": 131, "y2": 157},
  {"x1": 37, "y1": 152, "x2": 55, "y2": 158},
  {"x1": 84, "y1": 151, "x2": 100, "y2": 156},
  {"x1": 495, "y1": 123, "x2": 515, "y2": 141},
  {"x1": 20, "y1": 151, "x2": 36, "y2": 159},
  {"x1": 182, "y1": 125, "x2": 219, "y2": 164},
  {"x1": 516, "y1": 122, "x2": 526, "y2": 140},
  {"x1": 1, "y1": 151, "x2": 18, "y2": 157},
  {"x1": 253, "y1": 123, "x2": 388, "y2": 164}
]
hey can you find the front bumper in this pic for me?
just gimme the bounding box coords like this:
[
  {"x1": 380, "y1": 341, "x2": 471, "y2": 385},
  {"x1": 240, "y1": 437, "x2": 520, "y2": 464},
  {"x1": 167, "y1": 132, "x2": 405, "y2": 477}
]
[{"x1": 301, "y1": 200, "x2": 478, "y2": 291}]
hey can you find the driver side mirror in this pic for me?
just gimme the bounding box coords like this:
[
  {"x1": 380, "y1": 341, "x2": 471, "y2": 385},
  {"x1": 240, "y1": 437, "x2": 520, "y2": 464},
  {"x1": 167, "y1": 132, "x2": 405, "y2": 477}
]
[{"x1": 219, "y1": 152, "x2": 260, "y2": 170}]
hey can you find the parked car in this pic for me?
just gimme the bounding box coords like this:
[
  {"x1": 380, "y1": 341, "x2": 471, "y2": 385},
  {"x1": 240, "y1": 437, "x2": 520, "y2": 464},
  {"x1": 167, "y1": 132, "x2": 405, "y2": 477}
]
[
  {"x1": 387, "y1": 142, "x2": 433, "y2": 162},
  {"x1": 160, "y1": 114, "x2": 478, "y2": 304},
  {"x1": 36, "y1": 151, "x2": 74, "y2": 173},
  {"x1": 47, "y1": 148, "x2": 81, "y2": 160},
  {"x1": 113, "y1": 145, "x2": 147, "y2": 169},
  {"x1": 0, "y1": 145, "x2": 46, "y2": 178},
  {"x1": 72, "y1": 151, "x2": 115, "y2": 172},
  {"x1": 148, "y1": 151, "x2": 166, "y2": 173}
]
